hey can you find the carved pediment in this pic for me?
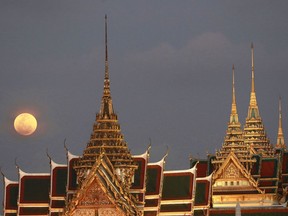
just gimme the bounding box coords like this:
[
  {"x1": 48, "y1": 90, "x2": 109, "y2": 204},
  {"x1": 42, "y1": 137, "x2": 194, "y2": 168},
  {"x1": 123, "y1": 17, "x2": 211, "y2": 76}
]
[
  {"x1": 214, "y1": 151, "x2": 248, "y2": 180},
  {"x1": 79, "y1": 180, "x2": 112, "y2": 206},
  {"x1": 223, "y1": 162, "x2": 244, "y2": 179}
]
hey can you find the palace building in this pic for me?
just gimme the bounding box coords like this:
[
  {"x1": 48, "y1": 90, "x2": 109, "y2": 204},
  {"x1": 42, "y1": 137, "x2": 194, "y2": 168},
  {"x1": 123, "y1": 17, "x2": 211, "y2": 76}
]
[{"x1": 2, "y1": 17, "x2": 288, "y2": 216}]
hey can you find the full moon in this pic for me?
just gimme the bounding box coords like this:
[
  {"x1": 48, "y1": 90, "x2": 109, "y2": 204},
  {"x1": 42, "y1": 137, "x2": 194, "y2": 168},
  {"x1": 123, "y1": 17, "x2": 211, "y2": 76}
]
[{"x1": 14, "y1": 113, "x2": 37, "y2": 136}]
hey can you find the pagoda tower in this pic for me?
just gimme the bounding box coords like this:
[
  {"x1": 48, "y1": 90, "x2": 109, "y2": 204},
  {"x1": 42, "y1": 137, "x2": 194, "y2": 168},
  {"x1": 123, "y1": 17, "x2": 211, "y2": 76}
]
[
  {"x1": 212, "y1": 65, "x2": 255, "y2": 171},
  {"x1": 243, "y1": 44, "x2": 274, "y2": 156},
  {"x1": 276, "y1": 97, "x2": 286, "y2": 149},
  {"x1": 74, "y1": 16, "x2": 137, "y2": 189}
]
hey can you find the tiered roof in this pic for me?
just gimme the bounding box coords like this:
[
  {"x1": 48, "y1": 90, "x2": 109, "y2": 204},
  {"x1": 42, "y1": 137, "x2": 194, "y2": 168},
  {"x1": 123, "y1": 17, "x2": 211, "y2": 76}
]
[
  {"x1": 243, "y1": 44, "x2": 275, "y2": 156},
  {"x1": 212, "y1": 65, "x2": 256, "y2": 172},
  {"x1": 74, "y1": 16, "x2": 137, "y2": 189}
]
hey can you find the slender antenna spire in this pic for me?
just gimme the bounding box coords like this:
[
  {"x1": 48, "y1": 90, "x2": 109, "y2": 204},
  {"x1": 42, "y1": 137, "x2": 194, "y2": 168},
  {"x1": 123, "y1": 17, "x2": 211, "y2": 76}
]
[
  {"x1": 98, "y1": 15, "x2": 115, "y2": 118},
  {"x1": 248, "y1": 43, "x2": 258, "y2": 109},
  {"x1": 251, "y1": 43, "x2": 255, "y2": 93},
  {"x1": 279, "y1": 96, "x2": 283, "y2": 130},
  {"x1": 276, "y1": 96, "x2": 286, "y2": 148},
  {"x1": 105, "y1": 14, "x2": 109, "y2": 80},
  {"x1": 103, "y1": 14, "x2": 110, "y2": 97},
  {"x1": 231, "y1": 65, "x2": 237, "y2": 113},
  {"x1": 230, "y1": 65, "x2": 239, "y2": 124}
]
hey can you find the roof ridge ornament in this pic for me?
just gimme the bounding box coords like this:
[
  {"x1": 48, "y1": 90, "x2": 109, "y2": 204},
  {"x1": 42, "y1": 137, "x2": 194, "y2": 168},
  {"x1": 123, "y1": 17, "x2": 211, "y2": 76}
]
[
  {"x1": 276, "y1": 96, "x2": 286, "y2": 149},
  {"x1": 230, "y1": 64, "x2": 240, "y2": 124},
  {"x1": 99, "y1": 15, "x2": 115, "y2": 119}
]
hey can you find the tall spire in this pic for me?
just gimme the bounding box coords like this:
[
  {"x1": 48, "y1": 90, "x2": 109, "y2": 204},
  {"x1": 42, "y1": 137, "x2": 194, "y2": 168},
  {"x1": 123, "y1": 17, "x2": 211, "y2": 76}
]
[
  {"x1": 249, "y1": 43, "x2": 258, "y2": 109},
  {"x1": 251, "y1": 43, "x2": 255, "y2": 93},
  {"x1": 213, "y1": 65, "x2": 248, "y2": 169},
  {"x1": 276, "y1": 97, "x2": 286, "y2": 149},
  {"x1": 243, "y1": 43, "x2": 274, "y2": 156},
  {"x1": 74, "y1": 16, "x2": 137, "y2": 188},
  {"x1": 105, "y1": 14, "x2": 109, "y2": 81},
  {"x1": 100, "y1": 15, "x2": 114, "y2": 118},
  {"x1": 230, "y1": 64, "x2": 239, "y2": 124}
]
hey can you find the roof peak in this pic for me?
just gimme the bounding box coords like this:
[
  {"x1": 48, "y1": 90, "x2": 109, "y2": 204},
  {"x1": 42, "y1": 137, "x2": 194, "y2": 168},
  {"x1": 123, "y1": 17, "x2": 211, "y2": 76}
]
[
  {"x1": 276, "y1": 96, "x2": 286, "y2": 149},
  {"x1": 229, "y1": 64, "x2": 241, "y2": 126},
  {"x1": 247, "y1": 43, "x2": 259, "y2": 118},
  {"x1": 98, "y1": 15, "x2": 115, "y2": 119}
]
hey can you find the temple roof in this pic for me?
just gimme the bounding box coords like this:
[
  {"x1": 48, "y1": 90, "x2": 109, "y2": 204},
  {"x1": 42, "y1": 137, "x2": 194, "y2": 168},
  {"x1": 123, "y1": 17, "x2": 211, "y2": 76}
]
[
  {"x1": 74, "y1": 16, "x2": 137, "y2": 187},
  {"x1": 243, "y1": 44, "x2": 274, "y2": 156}
]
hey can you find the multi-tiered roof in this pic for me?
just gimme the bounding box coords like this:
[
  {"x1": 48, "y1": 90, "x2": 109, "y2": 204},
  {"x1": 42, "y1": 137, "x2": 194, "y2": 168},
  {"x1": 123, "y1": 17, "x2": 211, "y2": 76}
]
[
  {"x1": 74, "y1": 16, "x2": 137, "y2": 189},
  {"x1": 213, "y1": 65, "x2": 255, "y2": 170},
  {"x1": 243, "y1": 44, "x2": 275, "y2": 156}
]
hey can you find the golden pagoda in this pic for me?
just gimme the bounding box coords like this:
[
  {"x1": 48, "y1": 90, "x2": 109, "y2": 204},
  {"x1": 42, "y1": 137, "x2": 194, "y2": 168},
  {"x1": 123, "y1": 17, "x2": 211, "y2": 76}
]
[
  {"x1": 73, "y1": 15, "x2": 137, "y2": 189},
  {"x1": 243, "y1": 43, "x2": 275, "y2": 156},
  {"x1": 276, "y1": 97, "x2": 286, "y2": 149}
]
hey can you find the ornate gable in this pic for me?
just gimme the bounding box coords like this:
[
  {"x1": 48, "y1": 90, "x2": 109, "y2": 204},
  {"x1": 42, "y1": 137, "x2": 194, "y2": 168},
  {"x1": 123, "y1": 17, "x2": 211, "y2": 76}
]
[
  {"x1": 223, "y1": 162, "x2": 244, "y2": 179},
  {"x1": 78, "y1": 180, "x2": 112, "y2": 206},
  {"x1": 213, "y1": 151, "x2": 262, "y2": 194},
  {"x1": 65, "y1": 151, "x2": 139, "y2": 216}
]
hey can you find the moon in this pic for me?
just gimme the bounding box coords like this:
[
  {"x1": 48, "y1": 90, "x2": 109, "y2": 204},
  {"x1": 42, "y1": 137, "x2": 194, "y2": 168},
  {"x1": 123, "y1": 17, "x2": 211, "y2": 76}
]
[{"x1": 14, "y1": 113, "x2": 37, "y2": 136}]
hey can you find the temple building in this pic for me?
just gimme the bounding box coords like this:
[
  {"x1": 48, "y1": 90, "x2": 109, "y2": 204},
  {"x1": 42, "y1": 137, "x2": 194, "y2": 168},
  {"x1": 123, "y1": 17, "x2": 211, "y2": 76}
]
[{"x1": 2, "y1": 17, "x2": 288, "y2": 216}]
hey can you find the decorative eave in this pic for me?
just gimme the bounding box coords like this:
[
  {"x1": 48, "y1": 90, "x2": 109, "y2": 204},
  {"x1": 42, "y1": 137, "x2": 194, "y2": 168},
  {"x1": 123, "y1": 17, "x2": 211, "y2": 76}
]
[
  {"x1": 18, "y1": 168, "x2": 50, "y2": 179},
  {"x1": 67, "y1": 151, "x2": 79, "y2": 161},
  {"x1": 3, "y1": 176, "x2": 18, "y2": 187},
  {"x1": 132, "y1": 145, "x2": 151, "y2": 160},
  {"x1": 164, "y1": 162, "x2": 197, "y2": 175},
  {"x1": 50, "y1": 160, "x2": 67, "y2": 170}
]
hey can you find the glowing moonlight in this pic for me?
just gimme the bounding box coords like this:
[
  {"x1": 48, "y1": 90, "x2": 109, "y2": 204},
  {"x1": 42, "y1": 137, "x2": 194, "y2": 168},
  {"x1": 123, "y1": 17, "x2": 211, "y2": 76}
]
[{"x1": 14, "y1": 113, "x2": 37, "y2": 136}]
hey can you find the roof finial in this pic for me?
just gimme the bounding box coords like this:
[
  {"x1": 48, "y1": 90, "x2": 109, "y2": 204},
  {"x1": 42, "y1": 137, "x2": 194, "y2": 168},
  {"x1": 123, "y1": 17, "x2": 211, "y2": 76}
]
[
  {"x1": 105, "y1": 14, "x2": 108, "y2": 79},
  {"x1": 230, "y1": 64, "x2": 239, "y2": 124},
  {"x1": 102, "y1": 15, "x2": 111, "y2": 98},
  {"x1": 98, "y1": 15, "x2": 115, "y2": 118},
  {"x1": 232, "y1": 64, "x2": 236, "y2": 111},
  {"x1": 251, "y1": 42, "x2": 255, "y2": 93},
  {"x1": 248, "y1": 43, "x2": 257, "y2": 108},
  {"x1": 276, "y1": 96, "x2": 286, "y2": 149}
]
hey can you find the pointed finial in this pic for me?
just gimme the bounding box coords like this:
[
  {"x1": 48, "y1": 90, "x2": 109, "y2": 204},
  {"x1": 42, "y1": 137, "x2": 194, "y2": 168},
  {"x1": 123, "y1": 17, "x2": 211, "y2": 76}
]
[
  {"x1": 247, "y1": 43, "x2": 258, "y2": 110},
  {"x1": 0, "y1": 167, "x2": 4, "y2": 178},
  {"x1": 229, "y1": 64, "x2": 239, "y2": 124},
  {"x1": 163, "y1": 146, "x2": 169, "y2": 161},
  {"x1": 251, "y1": 42, "x2": 255, "y2": 93},
  {"x1": 232, "y1": 64, "x2": 236, "y2": 107},
  {"x1": 14, "y1": 158, "x2": 19, "y2": 170},
  {"x1": 147, "y1": 138, "x2": 152, "y2": 154},
  {"x1": 98, "y1": 15, "x2": 115, "y2": 118},
  {"x1": 46, "y1": 148, "x2": 52, "y2": 163},
  {"x1": 64, "y1": 138, "x2": 68, "y2": 152},
  {"x1": 279, "y1": 96, "x2": 282, "y2": 123},
  {"x1": 276, "y1": 96, "x2": 286, "y2": 148},
  {"x1": 102, "y1": 14, "x2": 110, "y2": 98},
  {"x1": 105, "y1": 14, "x2": 109, "y2": 80}
]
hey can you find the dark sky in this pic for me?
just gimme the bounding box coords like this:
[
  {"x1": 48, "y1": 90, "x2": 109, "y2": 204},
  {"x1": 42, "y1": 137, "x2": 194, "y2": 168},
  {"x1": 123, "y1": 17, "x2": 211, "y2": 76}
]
[{"x1": 1, "y1": 0, "x2": 288, "y2": 208}]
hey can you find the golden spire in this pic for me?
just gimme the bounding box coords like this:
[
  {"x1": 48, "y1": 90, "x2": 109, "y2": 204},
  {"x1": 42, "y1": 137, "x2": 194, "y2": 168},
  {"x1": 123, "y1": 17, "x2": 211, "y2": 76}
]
[
  {"x1": 74, "y1": 16, "x2": 137, "y2": 187},
  {"x1": 230, "y1": 64, "x2": 239, "y2": 124},
  {"x1": 276, "y1": 97, "x2": 286, "y2": 149},
  {"x1": 251, "y1": 43, "x2": 255, "y2": 93},
  {"x1": 105, "y1": 14, "x2": 109, "y2": 83},
  {"x1": 99, "y1": 15, "x2": 115, "y2": 118},
  {"x1": 249, "y1": 43, "x2": 257, "y2": 107},
  {"x1": 243, "y1": 43, "x2": 273, "y2": 156},
  {"x1": 247, "y1": 43, "x2": 259, "y2": 119}
]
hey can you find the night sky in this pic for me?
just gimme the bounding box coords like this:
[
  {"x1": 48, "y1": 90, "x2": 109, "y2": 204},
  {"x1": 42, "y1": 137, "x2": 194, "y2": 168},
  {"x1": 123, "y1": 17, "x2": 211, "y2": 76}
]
[{"x1": 1, "y1": 0, "x2": 288, "y2": 209}]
